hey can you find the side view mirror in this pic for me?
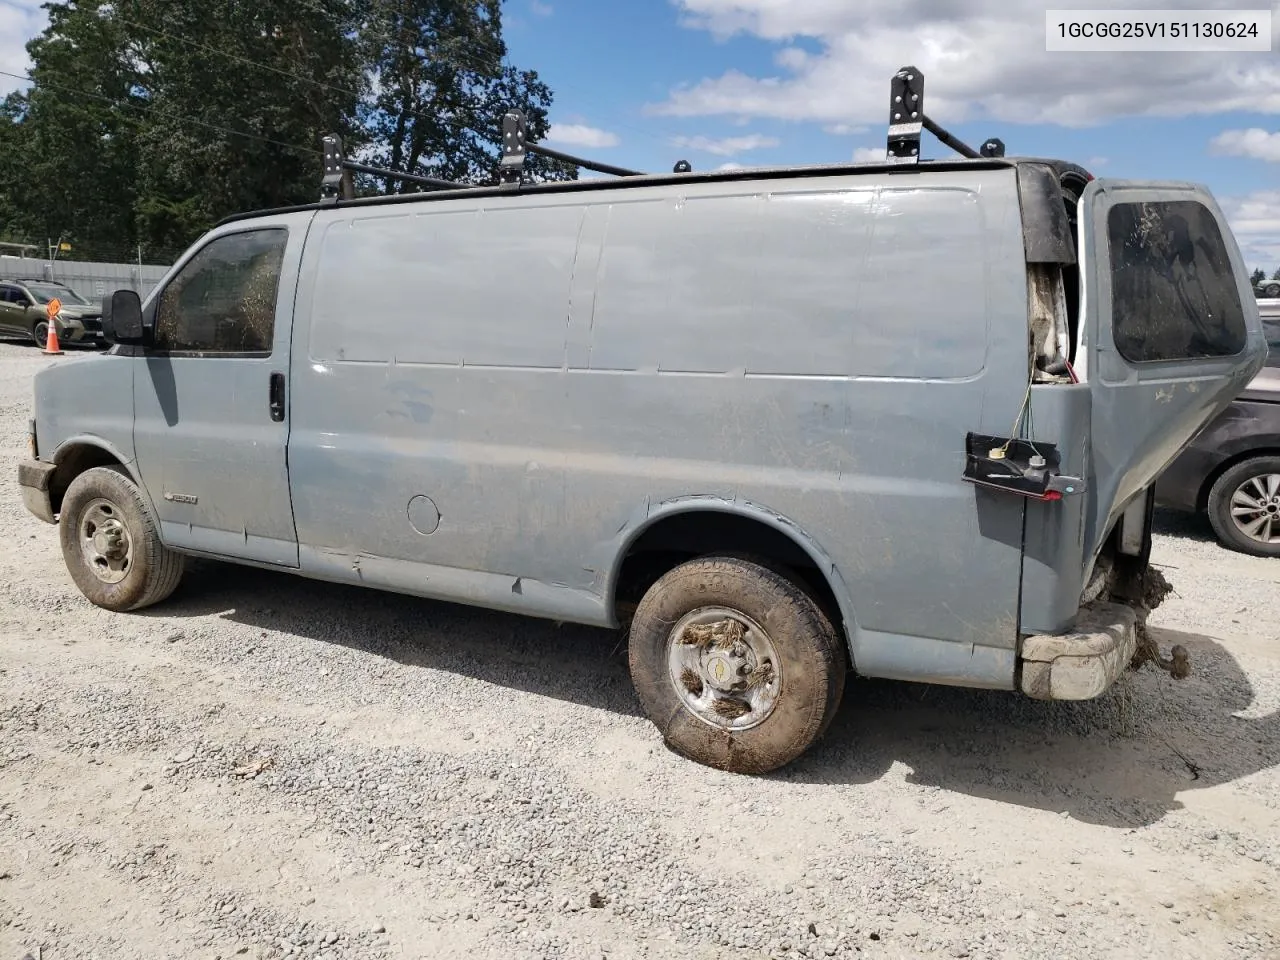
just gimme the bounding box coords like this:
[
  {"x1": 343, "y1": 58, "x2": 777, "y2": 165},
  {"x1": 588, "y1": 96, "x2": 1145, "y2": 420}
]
[{"x1": 101, "y1": 289, "x2": 145, "y2": 345}]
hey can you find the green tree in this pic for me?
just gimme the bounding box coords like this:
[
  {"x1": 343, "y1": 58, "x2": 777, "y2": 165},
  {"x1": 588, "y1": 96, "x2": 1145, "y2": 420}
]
[
  {"x1": 358, "y1": 0, "x2": 575, "y2": 191},
  {"x1": 1251, "y1": 268, "x2": 1266, "y2": 288},
  {"x1": 3, "y1": 0, "x2": 572, "y2": 258},
  {"x1": 1273, "y1": 266, "x2": 1280, "y2": 281},
  {"x1": 122, "y1": 0, "x2": 367, "y2": 249},
  {"x1": 2, "y1": 0, "x2": 143, "y2": 258}
]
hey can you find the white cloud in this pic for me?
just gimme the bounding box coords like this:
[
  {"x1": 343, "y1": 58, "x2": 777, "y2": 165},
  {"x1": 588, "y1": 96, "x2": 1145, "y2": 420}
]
[
  {"x1": 530, "y1": 0, "x2": 554, "y2": 16},
  {"x1": 716, "y1": 161, "x2": 747, "y2": 170},
  {"x1": 852, "y1": 146, "x2": 886, "y2": 163},
  {"x1": 0, "y1": 0, "x2": 44, "y2": 96},
  {"x1": 652, "y1": 1, "x2": 1280, "y2": 128},
  {"x1": 824, "y1": 123, "x2": 869, "y2": 136},
  {"x1": 1086, "y1": 156, "x2": 1109, "y2": 168},
  {"x1": 544, "y1": 124, "x2": 620, "y2": 149},
  {"x1": 1211, "y1": 128, "x2": 1280, "y2": 163},
  {"x1": 670, "y1": 133, "x2": 779, "y2": 156},
  {"x1": 1223, "y1": 190, "x2": 1280, "y2": 270}
]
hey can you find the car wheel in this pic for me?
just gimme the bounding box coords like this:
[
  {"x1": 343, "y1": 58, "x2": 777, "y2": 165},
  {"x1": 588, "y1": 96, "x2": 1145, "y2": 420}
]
[
  {"x1": 1263, "y1": 282, "x2": 1280, "y2": 298},
  {"x1": 1206, "y1": 455, "x2": 1280, "y2": 557},
  {"x1": 31, "y1": 320, "x2": 49, "y2": 348},
  {"x1": 627, "y1": 555, "x2": 847, "y2": 774},
  {"x1": 58, "y1": 465, "x2": 186, "y2": 611}
]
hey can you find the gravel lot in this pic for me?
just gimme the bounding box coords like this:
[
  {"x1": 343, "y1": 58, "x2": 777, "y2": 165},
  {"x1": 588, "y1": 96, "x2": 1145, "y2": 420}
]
[{"x1": 2, "y1": 341, "x2": 1278, "y2": 960}]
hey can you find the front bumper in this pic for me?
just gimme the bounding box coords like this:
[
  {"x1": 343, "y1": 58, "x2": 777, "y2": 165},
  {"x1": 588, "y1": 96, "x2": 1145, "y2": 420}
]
[
  {"x1": 1019, "y1": 601, "x2": 1138, "y2": 700},
  {"x1": 18, "y1": 459, "x2": 57, "y2": 524}
]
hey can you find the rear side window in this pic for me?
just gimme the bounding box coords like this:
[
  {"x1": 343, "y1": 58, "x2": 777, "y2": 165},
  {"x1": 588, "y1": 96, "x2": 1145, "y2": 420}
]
[
  {"x1": 155, "y1": 228, "x2": 287, "y2": 356},
  {"x1": 1107, "y1": 200, "x2": 1247, "y2": 363},
  {"x1": 1264, "y1": 313, "x2": 1280, "y2": 370}
]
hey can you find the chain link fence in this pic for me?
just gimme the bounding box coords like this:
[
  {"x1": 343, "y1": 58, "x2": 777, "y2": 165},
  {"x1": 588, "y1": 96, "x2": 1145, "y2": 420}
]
[{"x1": 0, "y1": 241, "x2": 177, "y2": 301}]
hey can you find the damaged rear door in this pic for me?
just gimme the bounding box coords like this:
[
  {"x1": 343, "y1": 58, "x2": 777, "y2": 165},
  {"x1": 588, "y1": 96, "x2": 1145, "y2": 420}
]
[{"x1": 1077, "y1": 180, "x2": 1268, "y2": 572}]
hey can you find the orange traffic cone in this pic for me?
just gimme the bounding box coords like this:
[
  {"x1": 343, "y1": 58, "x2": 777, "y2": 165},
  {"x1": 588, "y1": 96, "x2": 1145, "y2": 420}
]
[{"x1": 43, "y1": 319, "x2": 63, "y2": 355}]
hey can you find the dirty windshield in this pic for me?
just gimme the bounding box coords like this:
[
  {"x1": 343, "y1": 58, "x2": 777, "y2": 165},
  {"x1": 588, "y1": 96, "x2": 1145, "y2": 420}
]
[{"x1": 1107, "y1": 200, "x2": 1248, "y2": 363}]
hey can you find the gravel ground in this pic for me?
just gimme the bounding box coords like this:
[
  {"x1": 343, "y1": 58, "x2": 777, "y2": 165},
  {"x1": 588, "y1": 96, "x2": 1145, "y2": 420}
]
[{"x1": 1, "y1": 341, "x2": 1278, "y2": 960}]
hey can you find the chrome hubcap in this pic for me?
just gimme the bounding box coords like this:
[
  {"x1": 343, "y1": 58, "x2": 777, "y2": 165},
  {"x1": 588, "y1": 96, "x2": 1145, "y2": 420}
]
[
  {"x1": 79, "y1": 498, "x2": 133, "y2": 584},
  {"x1": 1230, "y1": 474, "x2": 1280, "y2": 544},
  {"x1": 666, "y1": 607, "x2": 781, "y2": 731}
]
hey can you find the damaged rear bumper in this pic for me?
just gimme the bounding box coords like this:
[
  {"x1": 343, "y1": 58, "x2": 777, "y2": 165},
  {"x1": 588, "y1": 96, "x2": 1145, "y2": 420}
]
[{"x1": 1019, "y1": 601, "x2": 1137, "y2": 701}]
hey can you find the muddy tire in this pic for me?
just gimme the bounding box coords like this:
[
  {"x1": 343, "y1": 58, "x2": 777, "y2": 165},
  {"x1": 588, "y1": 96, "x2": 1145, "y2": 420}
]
[
  {"x1": 1206, "y1": 456, "x2": 1280, "y2": 558},
  {"x1": 58, "y1": 465, "x2": 186, "y2": 611},
  {"x1": 627, "y1": 555, "x2": 847, "y2": 774}
]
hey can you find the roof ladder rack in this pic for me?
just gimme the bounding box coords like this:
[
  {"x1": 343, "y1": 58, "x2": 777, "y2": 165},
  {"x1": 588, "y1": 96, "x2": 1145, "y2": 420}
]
[
  {"x1": 498, "y1": 109, "x2": 644, "y2": 184},
  {"x1": 885, "y1": 66, "x2": 1006, "y2": 165},
  {"x1": 320, "y1": 134, "x2": 466, "y2": 202}
]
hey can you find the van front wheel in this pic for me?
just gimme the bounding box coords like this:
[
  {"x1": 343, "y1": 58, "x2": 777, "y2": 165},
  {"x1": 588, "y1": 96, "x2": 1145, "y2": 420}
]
[
  {"x1": 627, "y1": 556, "x2": 847, "y2": 774},
  {"x1": 58, "y1": 465, "x2": 186, "y2": 611}
]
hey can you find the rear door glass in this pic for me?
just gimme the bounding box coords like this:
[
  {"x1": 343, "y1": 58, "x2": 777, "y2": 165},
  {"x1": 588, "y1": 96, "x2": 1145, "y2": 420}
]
[{"x1": 1108, "y1": 200, "x2": 1248, "y2": 363}]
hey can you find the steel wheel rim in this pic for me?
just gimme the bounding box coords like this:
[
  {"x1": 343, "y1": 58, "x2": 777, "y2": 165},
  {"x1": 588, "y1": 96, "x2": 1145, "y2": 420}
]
[
  {"x1": 666, "y1": 606, "x2": 782, "y2": 732},
  {"x1": 78, "y1": 497, "x2": 133, "y2": 584},
  {"x1": 1229, "y1": 473, "x2": 1280, "y2": 544}
]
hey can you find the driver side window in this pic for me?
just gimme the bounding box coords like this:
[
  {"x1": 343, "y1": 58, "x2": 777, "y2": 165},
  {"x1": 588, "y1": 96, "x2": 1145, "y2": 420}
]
[{"x1": 154, "y1": 228, "x2": 288, "y2": 356}]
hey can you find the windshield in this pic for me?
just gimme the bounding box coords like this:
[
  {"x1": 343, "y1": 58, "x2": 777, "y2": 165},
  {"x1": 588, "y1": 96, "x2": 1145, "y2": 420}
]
[{"x1": 25, "y1": 283, "x2": 88, "y2": 306}]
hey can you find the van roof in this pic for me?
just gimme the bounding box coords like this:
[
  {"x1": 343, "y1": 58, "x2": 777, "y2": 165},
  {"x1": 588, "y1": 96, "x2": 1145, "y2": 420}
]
[{"x1": 215, "y1": 154, "x2": 1089, "y2": 229}]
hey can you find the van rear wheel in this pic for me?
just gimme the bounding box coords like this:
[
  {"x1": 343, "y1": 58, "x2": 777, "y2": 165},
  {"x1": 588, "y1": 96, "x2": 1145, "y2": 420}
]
[
  {"x1": 58, "y1": 465, "x2": 186, "y2": 611},
  {"x1": 1207, "y1": 456, "x2": 1280, "y2": 557},
  {"x1": 627, "y1": 555, "x2": 847, "y2": 774}
]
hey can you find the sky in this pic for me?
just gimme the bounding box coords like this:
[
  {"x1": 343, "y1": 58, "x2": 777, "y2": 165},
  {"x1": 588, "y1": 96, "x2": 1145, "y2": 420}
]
[
  {"x1": 502, "y1": 0, "x2": 1280, "y2": 274},
  {"x1": 1, "y1": 0, "x2": 1277, "y2": 272}
]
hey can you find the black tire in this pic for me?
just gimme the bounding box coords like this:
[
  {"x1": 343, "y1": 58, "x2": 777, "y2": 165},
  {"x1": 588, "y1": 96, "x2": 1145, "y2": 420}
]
[
  {"x1": 1206, "y1": 455, "x2": 1280, "y2": 558},
  {"x1": 1263, "y1": 282, "x2": 1280, "y2": 298},
  {"x1": 31, "y1": 320, "x2": 49, "y2": 349},
  {"x1": 58, "y1": 465, "x2": 186, "y2": 611},
  {"x1": 627, "y1": 555, "x2": 847, "y2": 774}
]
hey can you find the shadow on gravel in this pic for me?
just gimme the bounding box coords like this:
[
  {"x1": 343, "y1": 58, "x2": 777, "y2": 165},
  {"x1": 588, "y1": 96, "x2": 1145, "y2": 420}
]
[
  {"x1": 142, "y1": 559, "x2": 643, "y2": 718},
  {"x1": 1151, "y1": 506, "x2": 1218, "y2": 546},
  {"x1": 146, "y1": 562, "x2": 1277, "y2": 829},
  {"x1": 780, "y1": 627, "x2": 1280, "y2": 828}
]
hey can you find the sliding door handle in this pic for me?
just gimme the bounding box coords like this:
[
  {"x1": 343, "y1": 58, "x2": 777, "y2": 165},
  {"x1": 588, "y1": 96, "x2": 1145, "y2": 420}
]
[{"x1": 268, "y1": 371, "x2": 286, "y2": 422}]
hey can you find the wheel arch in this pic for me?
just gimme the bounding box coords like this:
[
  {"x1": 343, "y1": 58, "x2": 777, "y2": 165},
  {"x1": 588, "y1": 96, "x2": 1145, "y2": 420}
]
[
  {"x1": 1197, "y1": 446, "x2": 1280, "y2": 513},
  {"x1": 48, "y1": 437, "x2": 142, "y2": 516},
  {"x1": 606, "y1": 498, "x2": 858, "y2": 656}
]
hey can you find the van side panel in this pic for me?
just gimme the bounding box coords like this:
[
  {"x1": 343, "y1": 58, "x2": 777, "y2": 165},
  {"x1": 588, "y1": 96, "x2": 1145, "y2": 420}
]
[
  {"x1": 579, "y1": 174, "x2": 1031, "y2": 684},
  {"x1": 287, "y1": 170, "x2": 1032, "y2": 687}
]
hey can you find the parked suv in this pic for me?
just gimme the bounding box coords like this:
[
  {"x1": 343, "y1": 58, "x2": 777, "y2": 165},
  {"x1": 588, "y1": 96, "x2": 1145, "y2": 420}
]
[
  {"x1": 0, "y1": 279, "x2": 102, "y2": 347},
  {"x1": 1155, "y1": 299, "x2": 1280, "y2": 556}
]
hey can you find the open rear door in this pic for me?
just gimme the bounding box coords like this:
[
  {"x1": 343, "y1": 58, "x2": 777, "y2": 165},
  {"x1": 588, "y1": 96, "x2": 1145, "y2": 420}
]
[{"x1": 1076, "y1": 179, "x2": 1268, "y2": 571}]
